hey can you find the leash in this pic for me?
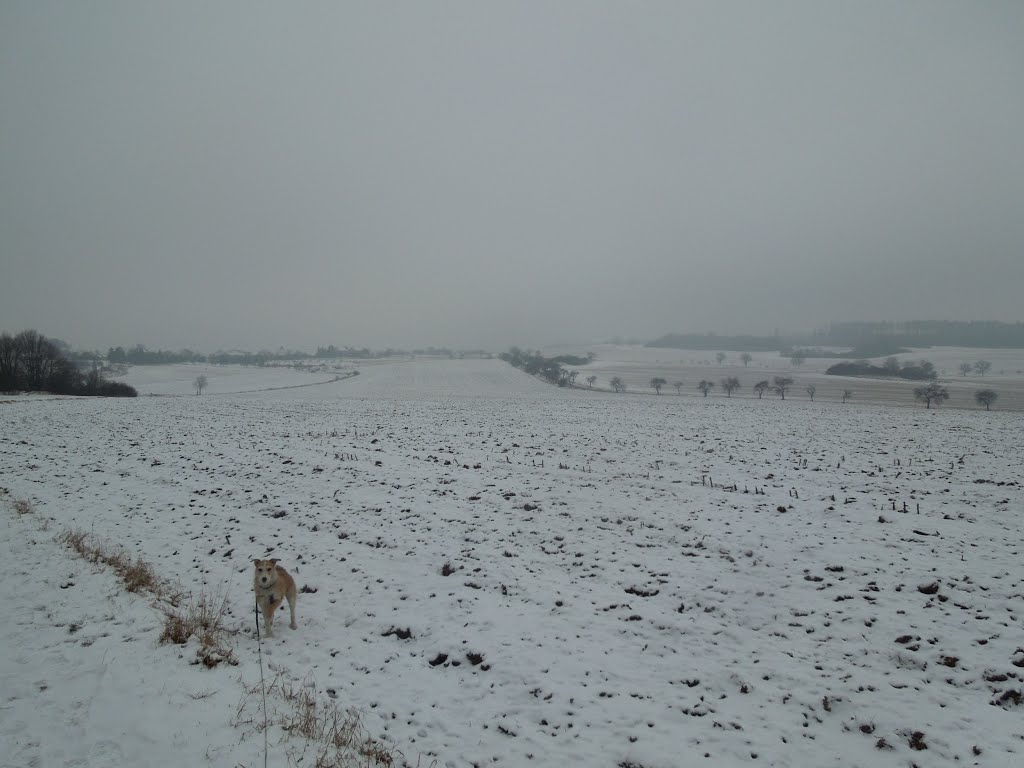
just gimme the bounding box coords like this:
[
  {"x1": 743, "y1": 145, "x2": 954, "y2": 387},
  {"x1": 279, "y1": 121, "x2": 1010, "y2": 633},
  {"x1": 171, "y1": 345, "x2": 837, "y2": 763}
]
[{"x1": 254, "y1": 595, "x2": 268, "y2": 768}]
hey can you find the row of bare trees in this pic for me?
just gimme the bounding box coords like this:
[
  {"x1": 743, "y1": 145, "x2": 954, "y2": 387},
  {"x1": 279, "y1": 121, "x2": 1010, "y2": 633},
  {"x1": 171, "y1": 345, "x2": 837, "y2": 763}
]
[
  {"x1": 913, "y1": 383, "x2": 999, "y2": 410},
  {"x1": 637, "y1": 375, "x2": 829, "y2": 401},
  {"x1": 502, "y1": 347, "x2": 1001, "y2": 410},
  {"x1": 646, "y1": 375, "x2": 824, "y2": 401},
  {"x1": 707, "y1": 351, "x2": 756, "y2": 367},
  {"x1": 957, "y1": 360, "x2": 992, "y2": 376},
  {"x1": 0, "y1": 329, "x2": 136, "y2": 396},
  {"x1": 0, "y1": 330, "x2": 73, "y2": 391},
  {"x1": 634, "y1": 373, "x2": 997, "y2": 410}
]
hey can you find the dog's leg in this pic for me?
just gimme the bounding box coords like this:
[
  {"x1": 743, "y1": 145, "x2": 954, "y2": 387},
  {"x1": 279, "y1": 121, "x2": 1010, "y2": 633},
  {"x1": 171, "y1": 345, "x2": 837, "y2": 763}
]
[
  {"x1": 263, "y1": 596, "x2": 275, "y2": 638},
  {"x1": 288, "y1": 590, "x2": 298, "y2": 630}
]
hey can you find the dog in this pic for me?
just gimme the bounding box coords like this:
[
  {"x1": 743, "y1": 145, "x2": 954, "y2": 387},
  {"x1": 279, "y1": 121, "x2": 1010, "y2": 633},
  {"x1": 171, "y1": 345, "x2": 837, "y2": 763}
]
[{"x1": 252, "y1": 558, "x2": 298, "y2": 638}]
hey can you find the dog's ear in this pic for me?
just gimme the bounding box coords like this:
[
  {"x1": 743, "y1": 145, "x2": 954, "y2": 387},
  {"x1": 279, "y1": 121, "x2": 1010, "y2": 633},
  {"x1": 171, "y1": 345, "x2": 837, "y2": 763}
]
[
  {"x1": 270, "y1": 558, "x2": 280, "y2": 564},
  {"x1": 253, "y1": 558, "x2": 262, "y2": 566}
]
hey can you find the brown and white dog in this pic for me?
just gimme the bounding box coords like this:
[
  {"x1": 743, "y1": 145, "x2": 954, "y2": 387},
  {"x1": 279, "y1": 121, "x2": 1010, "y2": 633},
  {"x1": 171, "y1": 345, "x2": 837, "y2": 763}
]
[{"x1": 252, "y1": 558, "x2": 298, "y2": 638}]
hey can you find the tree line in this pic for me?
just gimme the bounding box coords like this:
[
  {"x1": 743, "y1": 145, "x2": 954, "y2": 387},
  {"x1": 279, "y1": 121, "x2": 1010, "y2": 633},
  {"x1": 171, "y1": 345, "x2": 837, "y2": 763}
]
[
  {"x1": 107, "y1": 345, "x2": 206, "y2": 365},
  {"x1": 107, "y1": 345, "x2": 302, "y2": 366},
  {"x1": 827, "y1": 320, "x2": 1024, "y2": 349},
  {"x1": 645, "y1": 374, "x2": 998, "y2": 410},
  {"x1": 103, "y1": 343, "x2": 492, "y2": 366},
  {"x1": 501, "y1": 349, "x2": 1002, "y2": 411},
  {"x1": 315, "y1": 344, "x2": 490, "y2": 359},
  {"x1": 649, "y1": 321, "x2": 1024, "y2": 357},
  {"x1": 499, "y1": 348, "x2": 594, "y2": 386},
  {"x1": 1, "y1": 330, "x2": 137, "y2": 396},
  {"x1": 824, "y1": 357, "x2": 937, "y2": 381}
]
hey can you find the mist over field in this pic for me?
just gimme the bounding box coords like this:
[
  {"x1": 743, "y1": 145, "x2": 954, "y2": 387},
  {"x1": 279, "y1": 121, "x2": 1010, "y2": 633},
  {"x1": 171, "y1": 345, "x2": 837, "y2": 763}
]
[{"x1": 2, "y1": 2, "x2": 1023, "y2": 352}]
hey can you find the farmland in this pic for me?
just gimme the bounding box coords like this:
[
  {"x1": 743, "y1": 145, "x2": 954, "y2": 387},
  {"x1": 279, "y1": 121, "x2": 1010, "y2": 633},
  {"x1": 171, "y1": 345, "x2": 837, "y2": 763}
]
[{"x1": 2, "y1": 357, "x2": 1022, "y2": 767}]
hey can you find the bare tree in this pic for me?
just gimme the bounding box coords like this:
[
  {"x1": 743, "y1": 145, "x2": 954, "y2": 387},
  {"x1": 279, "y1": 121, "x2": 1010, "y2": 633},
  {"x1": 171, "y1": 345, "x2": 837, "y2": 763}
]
[
  {"x1": 194, "y1": 375, "x2": 208, "y2": 395},
  {"x1": 567, "y1": 370, "x2": 579, "y2": 386},
  {"x1": 841, "y1": 389, "x2": 853, "y2": 403},
  {"x1": 585, "y1": 375, "x2": 597, "y2": 389},
  {"x1": 958, "y1": 362, "x2": 972, "y2": 377},
  {"x1": 754, "y1": 380, "x2": 769, "y2": 399},
  {"x1": 772, "y1": 376, "x2": 793, "y2": 400},
  {"x1": 673, "y1": 380, "x2": 684, "y2": 395},
  {"x1": 913, "y1": 382, "x2": 949, "y2": 409},
  {"x1": 805, "y1": 384, "x2": 816, "y2": 401},
  {"x1": 974, "y1": 360, "x2": 992, "y2": 376},
  {"x1": 697, "y1": 379, "x2": 714, "y2": 397},
  {"x1": 720, "y1": 377, "x2": 740, "y2": 397},
  {"x1": 0, "y1": 332, "x2": 22, "y2": 391},
  {"x1": 51, "y1": 356, "x2": 83, "y2": 394},
  {"x1": 650, "y1": 377, "x2": 666, "y2": 394},
  {"x1": 715, "y1": 352, "x2": 726, "y2": 365},
  {"x1": 974, "y1": 389, "x2": 998, "y2": 411},
  {"x1": 0, "y1": 328, "x2": 138, "y2": 396},
  {"x1": 610, "y1": 376, "x2": 625, "y2": 393},
  {"x1": 740, "y1": 352, "x2": 752, "y2": 367},
  {"x1": 790, "y1": 352, "x2": 806, "y2": 367},
  {"x1": 883, "y1": 357, "x2": 900, "y2": 375},
  {"x1": 16, "y1": 330, "x2": 62, "y2": 391}
]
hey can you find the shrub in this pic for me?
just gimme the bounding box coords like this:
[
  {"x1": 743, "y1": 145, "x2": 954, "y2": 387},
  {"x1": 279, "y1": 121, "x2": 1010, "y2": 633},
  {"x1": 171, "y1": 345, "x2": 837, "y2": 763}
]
[
  {"x1": 825, "y1": 359, "x2": 936, "y2": 381},
  {"x1": 97, "y1": 380, "x2": 138, "y2": 397},
  {"x1": 235, "y1": 676, "x2": 399, "y2": 767},
  {"x1": 160, "y1": 591, "x2": 236, "y2": 668}
]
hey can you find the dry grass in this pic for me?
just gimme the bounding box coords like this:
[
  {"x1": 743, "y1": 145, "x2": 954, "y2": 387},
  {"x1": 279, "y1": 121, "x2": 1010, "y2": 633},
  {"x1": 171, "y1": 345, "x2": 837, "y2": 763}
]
[
  {"x1": 8, "y1": 496, "x2": 48, "y2": 529},
  {"x1": 235, "y1": 675, "x2": 405, "y2": 768},
  {"x1": 6, "y1": 498, "x2": 236, "y2": 673},
  {"x1": 13, "y1": 500, "x2": 397, "y2": 759},
  {"x1": 56, "y1": 526, "x2": 236, "y2": 668},
  {"x1": 13, "y1": 498, "x2": 34, "y2": 516},
  {"x1": 57, "y1": 527, "x2": 169, "y2": 597},
  {"x1": 121, "y1": 557, "x2": 161, "y2": 594},
  {"x1": 159, "y1": 591, "x2": 237, "y2": 668}
]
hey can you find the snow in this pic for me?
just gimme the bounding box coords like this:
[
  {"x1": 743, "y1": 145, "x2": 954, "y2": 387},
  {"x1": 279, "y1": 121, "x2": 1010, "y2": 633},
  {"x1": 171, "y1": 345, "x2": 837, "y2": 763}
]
[
  {"x1": 0, "y1": 516, "x2": 261, "y2": 767},
  {"x1": 552, "y1": 345, "x2": 1024, "y2": 411},
  {"x1": 3, "y1": 357, "x2": 1023, "y2": 767},
  {"x1": 114, "y1": 362, "x2": 347, "y2": 396}
]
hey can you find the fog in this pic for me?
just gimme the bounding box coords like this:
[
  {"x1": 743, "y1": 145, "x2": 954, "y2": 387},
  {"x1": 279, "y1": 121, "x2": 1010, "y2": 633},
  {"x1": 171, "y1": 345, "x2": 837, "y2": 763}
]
[{"x1": 2, "y1": 2, "x2": 1022, "y2": 353}]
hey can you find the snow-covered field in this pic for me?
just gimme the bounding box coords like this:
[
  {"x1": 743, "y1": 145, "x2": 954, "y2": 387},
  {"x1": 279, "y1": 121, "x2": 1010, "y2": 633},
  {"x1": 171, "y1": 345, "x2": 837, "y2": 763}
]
[
  {"x1": 3, "y1": 358, "x2": 1023, "y2": 767},
  {"x1": 552, "y1": 345, "x2": 1024, "y2": 411},
  {"x1": 114, "y1": 362, "x2": 348, "y2": 396}
]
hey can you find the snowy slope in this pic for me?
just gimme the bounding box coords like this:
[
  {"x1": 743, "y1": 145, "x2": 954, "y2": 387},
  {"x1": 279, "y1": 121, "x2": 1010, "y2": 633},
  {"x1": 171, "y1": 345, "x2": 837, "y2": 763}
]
[
  {"x1": 115, "y1": 362, "x2": 344, "y2": 396},
  {"x1": 0, "y1": 510, "x2": 265, "y2": 768},
  {"x1": 2, "y1": 358, "x2": 1022, "y2": 767}
]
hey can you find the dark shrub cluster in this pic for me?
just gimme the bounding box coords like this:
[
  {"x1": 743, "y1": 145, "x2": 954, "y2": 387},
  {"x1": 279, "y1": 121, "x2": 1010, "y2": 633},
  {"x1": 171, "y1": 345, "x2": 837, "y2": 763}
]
[
  {"x1": 499, "y1": 346, "x2": 584, "y2": 386},
  {"x1": 825, "y1": 358, "x2": 937, "y2": 381},
  {"x1": 0, "y1": 329, "x2": 137, "y2": 397}
]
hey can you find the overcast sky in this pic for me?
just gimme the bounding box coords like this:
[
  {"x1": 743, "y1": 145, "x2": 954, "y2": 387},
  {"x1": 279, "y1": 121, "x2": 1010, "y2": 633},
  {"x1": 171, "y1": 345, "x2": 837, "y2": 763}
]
[{"x1": 2, "y1": 2, "x2": 1022, "y2": 352}]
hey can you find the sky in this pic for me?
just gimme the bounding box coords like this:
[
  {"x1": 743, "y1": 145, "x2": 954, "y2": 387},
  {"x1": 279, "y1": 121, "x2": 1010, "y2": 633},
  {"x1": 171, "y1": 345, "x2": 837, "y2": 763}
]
[{"x1": 1, "y1": 1, "x2": 1022, "y2": 353}]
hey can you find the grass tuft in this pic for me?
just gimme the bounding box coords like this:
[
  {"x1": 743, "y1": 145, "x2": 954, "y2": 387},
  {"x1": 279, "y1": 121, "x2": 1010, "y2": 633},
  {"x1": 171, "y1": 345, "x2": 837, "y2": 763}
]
[
  {"x1": 57, "y1": 527, "x2": 168, "y2": 597},
  {"x1": 56, "y1": 526, "x2": 235, "y2": 667},
  {"x1": 235, "y1": 675, "x2": 404, "y2": 767},
  {"x1": 159, "y1": 591, "x2": 237, "y2": 668},
  {"x1": 121, "y1": 557, "x2": 160, "y2": 594}
]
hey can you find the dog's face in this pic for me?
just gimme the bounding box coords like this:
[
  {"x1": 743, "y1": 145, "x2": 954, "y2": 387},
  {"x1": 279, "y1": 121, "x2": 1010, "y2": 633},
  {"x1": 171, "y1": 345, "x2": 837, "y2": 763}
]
[{"x1": 253, "y1": 559, "x2": 280, "y2": 588}]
